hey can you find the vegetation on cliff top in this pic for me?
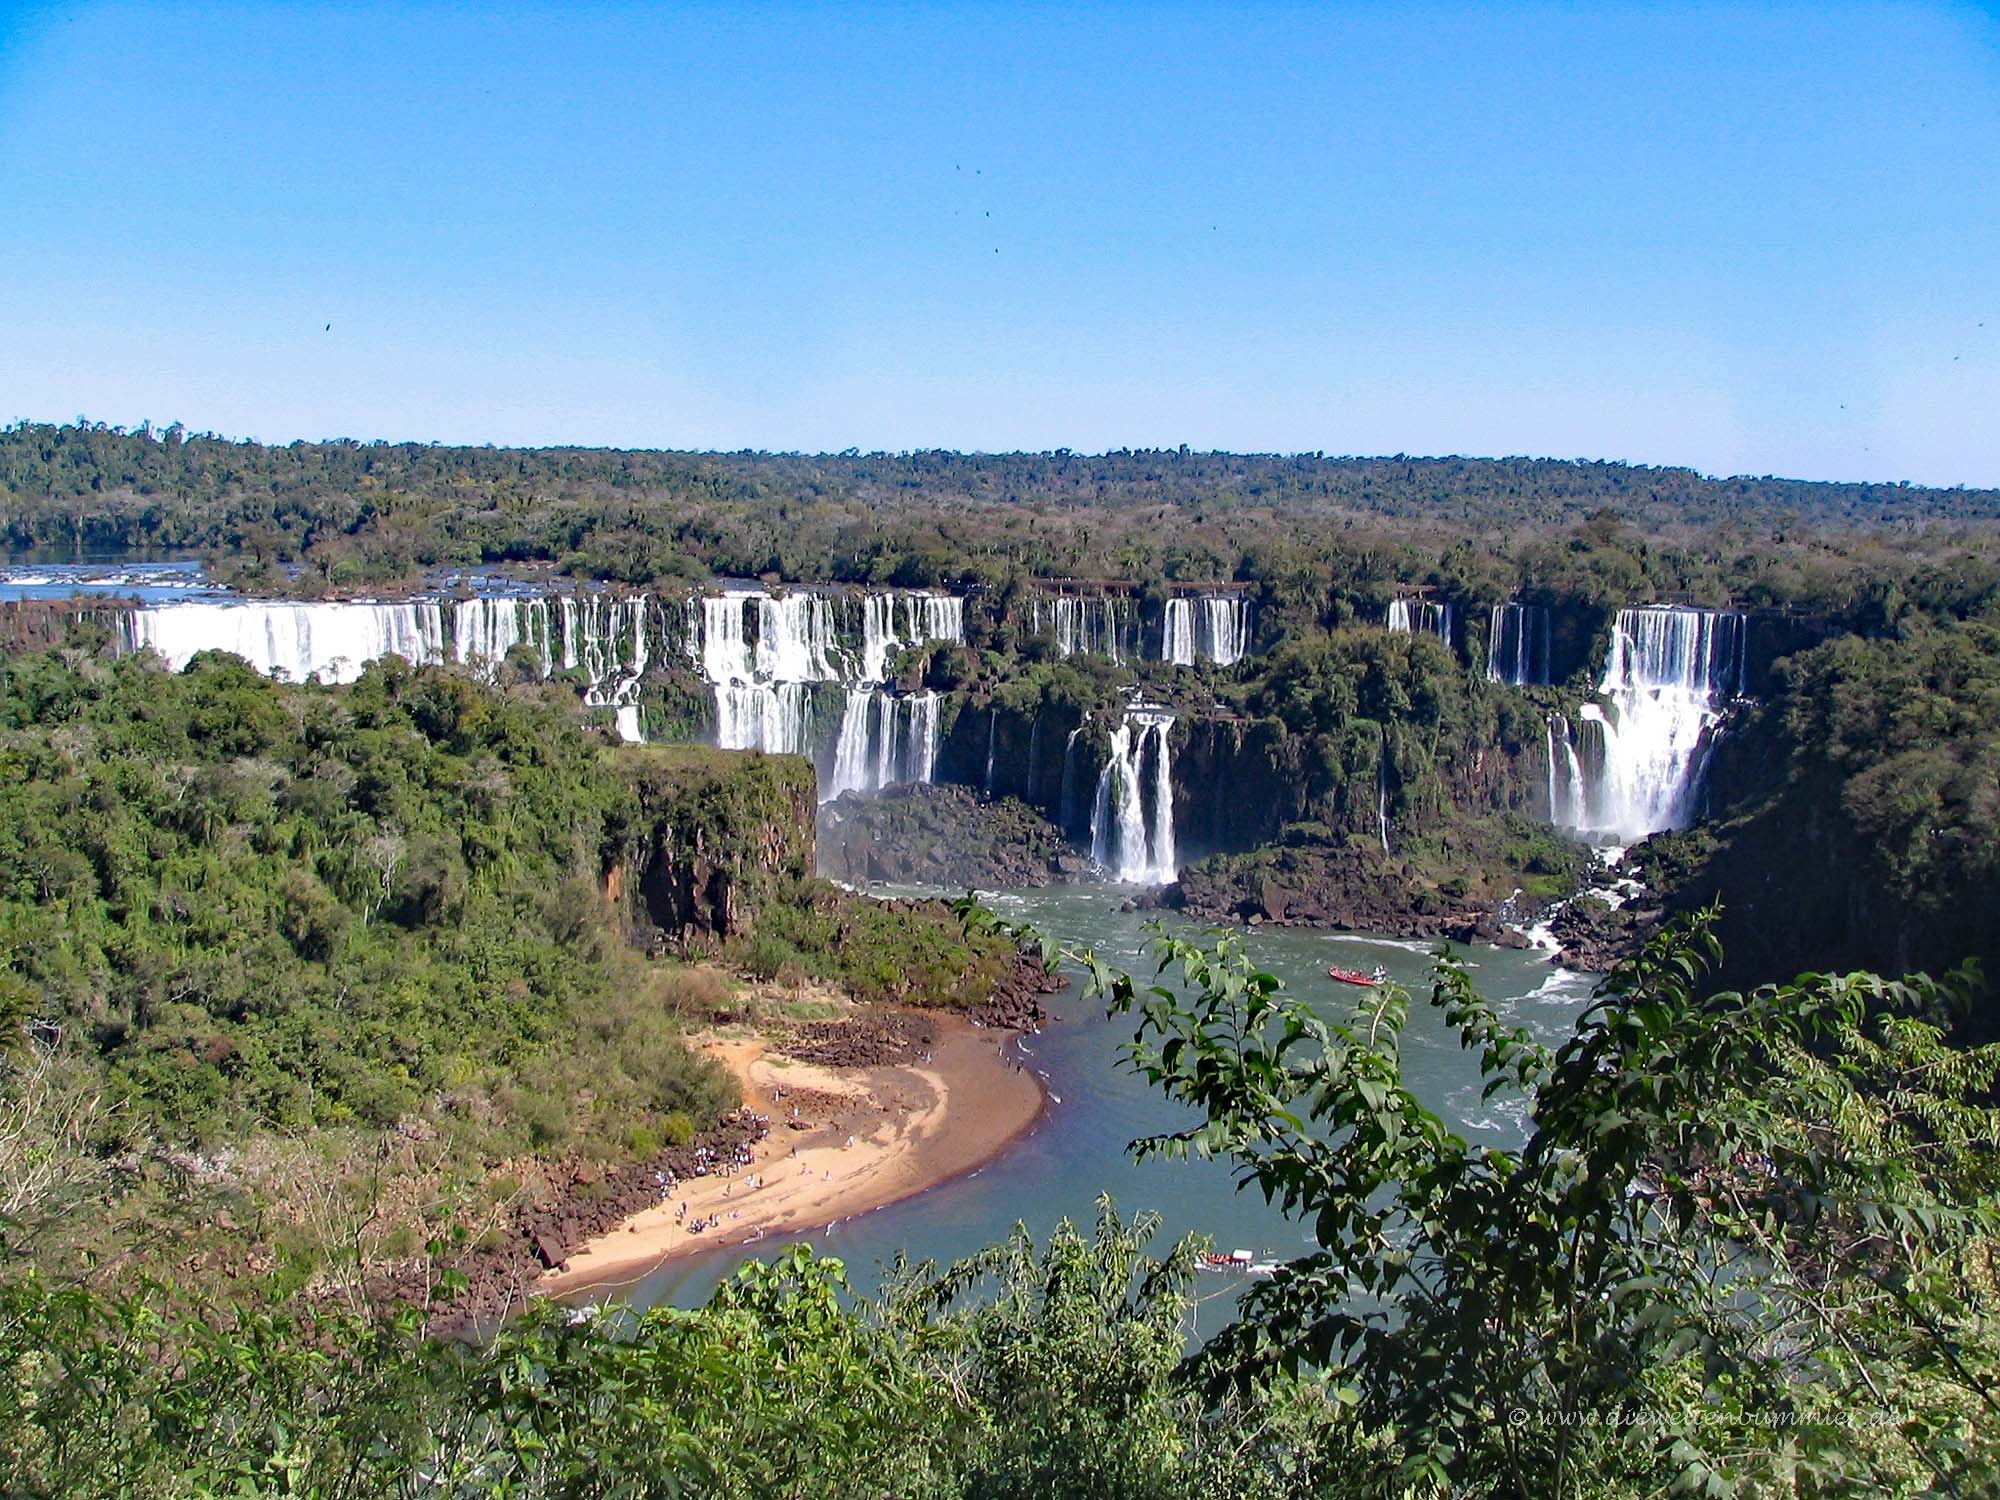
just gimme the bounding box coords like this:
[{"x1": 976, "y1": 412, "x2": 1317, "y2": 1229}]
[
  {"x1": 1643, "y1": 615, "x2": 2000, "y2": 1024},
  {"x1": 6, "y1": 422, "x2": 1998, "y2": 629}
]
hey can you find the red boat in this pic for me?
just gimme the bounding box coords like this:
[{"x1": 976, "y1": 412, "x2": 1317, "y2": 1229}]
[{"x1": 1327, "y1": 964, "x2": 1387, "y2": 987}]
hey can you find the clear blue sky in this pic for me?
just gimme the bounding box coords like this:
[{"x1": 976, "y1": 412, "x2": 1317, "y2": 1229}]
[{"x1": 2, "y1": 2, "x2": 1996, "y2": 484}]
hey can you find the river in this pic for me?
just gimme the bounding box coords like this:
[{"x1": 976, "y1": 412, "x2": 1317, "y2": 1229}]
[{"x1": 612, "y1": 882, "x2": 1596, "y2": 1312}]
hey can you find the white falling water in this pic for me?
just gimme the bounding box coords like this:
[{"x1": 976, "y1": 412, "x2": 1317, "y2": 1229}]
[
  {"x1": 450, "y1": 597, "x2": 555, "y2": 679},
  {"x1": 1387, "y1": 598, "x2": 1454, "y2": 645},
  {"x1": 682, "y1": 588, "x2": 960, "y2": 782},
  {"x1": 1486, "y1": 603, "x2": 1550, "y2": 686},
  {"x1": 1030, "y1": 595, "x2": 1129, "y2": 662},
  {"x1": 559, "y1": 594, "x2": 652, "y2": 742},
  {"x1": 1546, "y1": 714, "x2": 1588, "y2": 828},
  {"x1": 824, "y1": 689, "x2": 942, "y2": 799},
  {"x1": 450, "y1": 597, "x2": 518, "y2": 672},
  {"x1": 1554, "y1": 607, "x2": 1748, "y2": 841},
  {"x1": 1376, "y1": 730, "x2": 1392, "y2": 855},
  {"x1": 118, "y1": 583, "x2": 970, "y2": 775},
  {"x1": 753, "y1": 593, "x2": 842, "y2": 683},
  {"x1": 1203, "y1": 596, "x2": 1252, "y2": 665},
  {"x1": 828, "y1": 689, "x2": 885, "y2": 799},
  {"x1": 124, "y1": 600, "x2": 448, "y2": 684},
  {"x1": 860, "y1": 592, "x2": 965, "y2": 681},
  {"x1": 699, "y1": 593, "x2": 757, "y2": 685},
  {"x1": 702, "y1": 591, "x2": 831, "y2": 755},
  {"x1": 127, "y1": 593, "x2": 649, "y2": 725},
  {"x1": 1090, "y1": 710, "x2": 1177, "y2": 884},
  {"x1": 904, "y1": 691, "x2": 940, "y2": 785},
  {"x1": 716, "y1": 680, "x2": 814, "y2": 757},
  {"x1": 1161, "y1": 596, "x2": 1253, "y2": 667}
]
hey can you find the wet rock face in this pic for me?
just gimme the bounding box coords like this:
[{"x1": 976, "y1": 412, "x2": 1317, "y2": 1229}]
[
  {"x1": 1547, "y1": 896, "x2": 1663, "y2": 972},
  {"x1": 968, "y1": 949, "x2": 1068, "y2": 1031},
  {"x1": 0, "y1": 599, "x2": 128, "y2": 651},
  {"x1": 1170, "y1": 718, "x2": 1305, "y2": 858},
  {"x1": 816, "y1": 783, "x2": 1077, "y2": 889}
]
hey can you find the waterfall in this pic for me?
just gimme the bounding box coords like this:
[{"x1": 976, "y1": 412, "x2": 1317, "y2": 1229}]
[
  {"x1": 125, "y1": 591, "x2": 650, "y2": 726},
  {"x1": 1202, "y1": 595, "x2": 1251, "y2": 665},
  {"x1": 1162, "y1": 600, "x2": 1193, "y2": 666},
  {"x1": 451, "y1": 597, "x2": 529, "y2": 676},
  {"x1": 700, "y1": 594, "x2": 756, "y2": 685},
  {"x1": 860, "y1": 591, "x2": 963, "y2": 680},
  {"x1": 119, "y1": 582, "x2": 973, "y2": 775},
  {"x1": 1161, "y1": 595, "x2": 1252, "y2": 667},
  {"x1": 856, "y1": 592, "x2": 896, "y2": 680},
  {"x1": 828, "y1": 689, "x2": 884, "y2": 799},
  {"x1": 1486, "y1": 603, "x2": 1550, "y2": 686},
  {"x1": 561, "y1": 594, "x2": 652, "y2": 742},
  {"x1": 1090, "y1": 711, "x2": 1177, "y2": 884},
  {"x1": 686, "y1": 587, "x2": 961, "y2": 776},
  {"x1": 526, "y1": 598, "x2": 555, "y2": 677},
  {"x1": 1546, "y1": 714, "x2": 1587, "y2": 828},
  {"x1": 1553, "y1": 607, "x2": 1748, "y2": 841},
  {"x1": 1030, "y1": 595, "x2": 1127, "y2": 662},
  {"x1": 716, "y1": 680, "x2": 814, "y2": 756},
  {"x1": 753, "y1": 592, "x2": 841, "y2": 683},
  {"x1": 1376, "y1": 728, "x2": 1392, "y2": 855},
  {"x1": 906, "y1": 692, "x2": 940, "y2": 785},
  {"x1": 983, "y1": 708, "x2": 997, "y2": 796},
  {"x1": 824, "y1": 688, "x2": 941, "y2": 799},
  {"x1": 700, "y1": 590, "x2": 836, "y2": 758},
  {"x1": 124, "y1": 599, "x2": 448, "y2": 684},
  {"x1": 1387, "y1": 598, "x2": 1454, "y2": 645}
]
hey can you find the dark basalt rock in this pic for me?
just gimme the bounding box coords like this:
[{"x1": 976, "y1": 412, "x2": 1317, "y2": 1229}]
[
  {"x1": 385, "y1": 1109, "x2": 772, "y2": 1335},
  {"x1": 781, "y1": 1011, "x2": 939, "y2": 1067},
  {"x1": 816, "y1": 783, "x2": 1077, "y2": 890},
  {"x1": 1547, "y1": 896, "x2": 1661, "y2": 972},
  {"x1": 965, "y1": 948, "x2": 1068, "y2": 1031},
  {"x1": 1170, "y1": 837, "x2": 1543, "y2": 947}
]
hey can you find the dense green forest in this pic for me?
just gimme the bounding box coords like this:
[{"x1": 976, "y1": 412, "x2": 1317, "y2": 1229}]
[
  {"x1": 6, "y1": 422, "x2": 1999, "y2": 628},
  {"x1": 1645, "y1": 616, "x2": 2000, "y2": 1015},
  {"x1": 0, "y1": 649, "x2": 1029, "y2": 1298},
  {"x1": 6, "y1": 918, "x2": 1996, "y2": 1496}
]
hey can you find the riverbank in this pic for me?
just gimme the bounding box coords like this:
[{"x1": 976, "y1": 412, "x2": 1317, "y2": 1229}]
[{"x1": 540, "y1": 1010, "x2": 1044, "y2": 1297}]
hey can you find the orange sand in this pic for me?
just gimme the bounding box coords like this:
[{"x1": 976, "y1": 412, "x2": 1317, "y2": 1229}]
[{"x1": 540, "y1": 1014, "x2": 1042, "y2": 1296}]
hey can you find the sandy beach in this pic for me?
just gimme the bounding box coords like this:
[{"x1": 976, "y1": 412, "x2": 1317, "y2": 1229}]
[{"x1": 540, "y1": 1012, "x2": 1043, "y2": 1296}]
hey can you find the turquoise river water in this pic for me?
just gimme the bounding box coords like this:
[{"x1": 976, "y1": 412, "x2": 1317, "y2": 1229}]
[{"x1": 604, "y1": 883, "x2": 1597, "y2": 1315}]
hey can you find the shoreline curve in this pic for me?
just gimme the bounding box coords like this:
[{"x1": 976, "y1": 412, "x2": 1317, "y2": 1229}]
[{"x1": 540, "y1": 1012, "x2": 1045, "y2": 1298}]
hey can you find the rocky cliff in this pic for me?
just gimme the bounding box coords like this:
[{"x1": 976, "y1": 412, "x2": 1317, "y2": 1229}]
[
  {"x1": 817, "y1": 783, "x2": 1079, "y2": 888},
  {"x1": 606, "y1": 745, "x2": 817, "y2": 948},
  {"x1": 1636, "y1": 619, "x2": 1997, "y2": 1028}
]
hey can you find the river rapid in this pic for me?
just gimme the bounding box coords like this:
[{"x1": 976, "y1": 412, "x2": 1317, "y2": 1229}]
[{"x1": 612, "y1": 882, "x2": 1596, "y2": 1312}]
